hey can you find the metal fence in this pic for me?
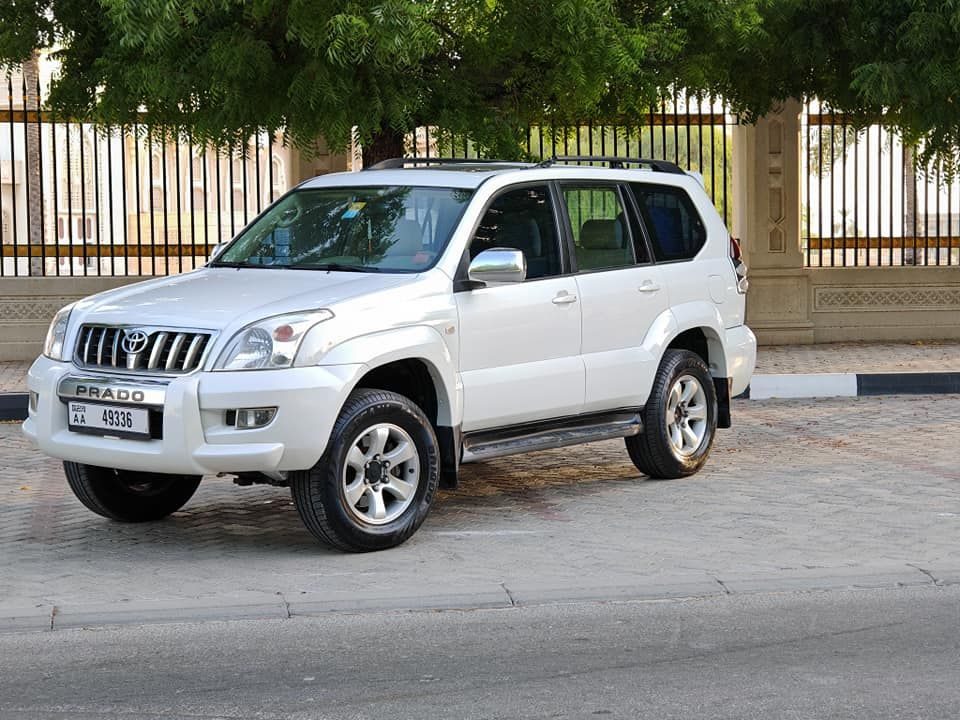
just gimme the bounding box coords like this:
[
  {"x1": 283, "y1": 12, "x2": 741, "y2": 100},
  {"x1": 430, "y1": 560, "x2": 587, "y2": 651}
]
[
  {"x1": 802, "y1": 100, "x2": 960, "y2": 267},
  {"x1": 3, "y1": 74, "x2": 732, "y2": 278},
  {"x1": 410, "y1": 95, "x2": 734, "y2": 224},
  {"x1": 1, "y1": 74, "x2": 290, "y2": 278}
]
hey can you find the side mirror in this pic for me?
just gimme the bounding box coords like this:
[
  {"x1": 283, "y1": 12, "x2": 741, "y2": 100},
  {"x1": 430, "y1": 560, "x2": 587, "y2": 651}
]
[
  {"x1": 467, "y1": 248, "x2": 527, "y2": 285},
  {"x1": 208, "y1": 242, "x2": 228, "y2": 263}
]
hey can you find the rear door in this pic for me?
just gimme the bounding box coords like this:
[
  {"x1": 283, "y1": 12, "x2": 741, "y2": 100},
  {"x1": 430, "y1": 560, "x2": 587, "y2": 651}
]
[{"x1": 560, "y1": 182, "x2": 669, "y2": 412}]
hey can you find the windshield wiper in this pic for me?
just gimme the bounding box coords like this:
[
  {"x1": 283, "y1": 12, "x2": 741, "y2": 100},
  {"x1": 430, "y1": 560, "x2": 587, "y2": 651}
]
[
  {"x1": 294, "y1": 263, "x2": 382, "y2": 273},
  {"x1": 208, "y1": 261, "x2": 276, "y2": 269}
]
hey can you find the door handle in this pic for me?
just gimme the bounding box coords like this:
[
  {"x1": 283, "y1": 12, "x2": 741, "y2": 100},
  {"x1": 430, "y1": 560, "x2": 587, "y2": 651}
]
[
  {"x1": 552, "y1": 291, "x2": 578, "y2": 305},
  {"x1": 638, "y1": 282, "x2": 661, "y2": 294}
]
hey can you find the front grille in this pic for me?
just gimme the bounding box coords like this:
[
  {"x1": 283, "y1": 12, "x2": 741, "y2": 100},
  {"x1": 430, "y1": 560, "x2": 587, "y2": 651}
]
[{"x1": 75, "y1": 325, "x2": 213, "y2": 374}]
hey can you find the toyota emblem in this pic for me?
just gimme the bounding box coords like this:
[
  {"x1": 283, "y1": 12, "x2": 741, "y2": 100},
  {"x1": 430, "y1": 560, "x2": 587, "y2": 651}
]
[{"x1": 121, "y1": 329, "x2": 150, "y2": 355}]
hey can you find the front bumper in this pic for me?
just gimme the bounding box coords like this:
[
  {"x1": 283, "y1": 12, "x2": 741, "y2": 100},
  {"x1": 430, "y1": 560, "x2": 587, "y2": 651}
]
[{"x1": 21, "y1": 356, "x2": 363, "y2": 475}]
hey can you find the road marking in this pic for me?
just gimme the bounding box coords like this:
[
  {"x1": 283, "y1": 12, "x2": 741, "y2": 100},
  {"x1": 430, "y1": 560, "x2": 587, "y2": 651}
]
[{"x1": 749, "y1": 373, "x2": 858, "y2": 399}]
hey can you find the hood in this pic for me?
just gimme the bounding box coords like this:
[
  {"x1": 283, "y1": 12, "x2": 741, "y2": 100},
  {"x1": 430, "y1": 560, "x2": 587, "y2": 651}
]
[{"x1": 73, "y1": 267, "x2": 415, "y2": 330}]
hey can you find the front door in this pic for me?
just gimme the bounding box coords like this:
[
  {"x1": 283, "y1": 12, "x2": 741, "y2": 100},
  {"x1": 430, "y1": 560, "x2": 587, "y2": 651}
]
[{"x1": 455, "y1": 184, "x2": 583, "y2": 432}]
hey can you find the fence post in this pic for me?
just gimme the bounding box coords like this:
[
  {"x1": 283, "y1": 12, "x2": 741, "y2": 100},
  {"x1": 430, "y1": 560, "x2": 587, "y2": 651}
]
[
  {"x1": 288, "y1": 137, "x2": 351, "y2": 184},
  {"x1": 732, "y1": 98, "x2": 814, "y2": 345}
]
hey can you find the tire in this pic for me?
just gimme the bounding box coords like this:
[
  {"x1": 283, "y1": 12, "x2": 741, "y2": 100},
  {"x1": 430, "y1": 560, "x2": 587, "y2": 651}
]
[
  {"x1": 63, "y1": 462, "x2": 201, "y2": 522},
  {"x1": 626, "y1": 349, "x2": 718, "y2": 479},
  {"x1": 289, "y1": 388, "x2": 440, "y2": 552}
]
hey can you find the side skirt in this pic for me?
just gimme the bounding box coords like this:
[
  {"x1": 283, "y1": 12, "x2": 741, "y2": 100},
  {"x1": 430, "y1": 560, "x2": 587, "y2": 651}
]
[{"x1": 461, "y1": 409, "x2": 643, "y2": 464}]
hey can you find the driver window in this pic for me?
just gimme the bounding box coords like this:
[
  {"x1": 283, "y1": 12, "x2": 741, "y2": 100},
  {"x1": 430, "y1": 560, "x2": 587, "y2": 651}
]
[{"x1": 470, "y1": 186, "x2": 562, "y2": 280}]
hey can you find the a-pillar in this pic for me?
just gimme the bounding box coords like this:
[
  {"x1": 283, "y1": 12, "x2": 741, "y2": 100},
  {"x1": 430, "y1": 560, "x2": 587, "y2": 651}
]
[{"x1": 732, "y1": 99, "x2": 814, "y2": 344}]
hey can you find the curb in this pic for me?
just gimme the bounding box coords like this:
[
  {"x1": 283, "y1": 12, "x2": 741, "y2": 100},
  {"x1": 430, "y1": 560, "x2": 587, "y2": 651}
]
[
  {"x1": 0, "y1": 393, "x2": 28, "y2": 421},
  {"x1": 738, "y1": 371, "x2": 960, "y2": 400},
  {"x1": 1, "y1": 564, "x2": 955, "y2": 634}
]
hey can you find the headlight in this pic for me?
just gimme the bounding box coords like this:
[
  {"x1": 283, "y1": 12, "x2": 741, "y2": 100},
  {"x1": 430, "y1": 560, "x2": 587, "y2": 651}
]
[
  {"x1": 43, "y1": 303, "x2": 75, "y2": 361},
  {"x1": 214, "y1": 310, "x2": 334, "y2": 370}
]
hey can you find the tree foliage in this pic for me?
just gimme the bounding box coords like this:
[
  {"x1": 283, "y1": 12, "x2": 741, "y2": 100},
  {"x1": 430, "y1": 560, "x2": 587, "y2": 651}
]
[
  {"x1": 3, "y1": 1, "x2": 960, "y2": 167},
  {"x1": 708, "y1": 1, "x2": 960, "y2": 172},
  {"x1": 0, "y1": 0, "x2": 756, "y2": 161}
]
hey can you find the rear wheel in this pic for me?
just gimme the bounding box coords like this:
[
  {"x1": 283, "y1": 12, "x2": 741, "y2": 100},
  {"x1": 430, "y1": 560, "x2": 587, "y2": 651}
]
[
  {"x1": 63, "y1": 462, "x2": 201, "y2": 522},
  {"x1": 289, "y1": 389, "x2": 440, "y2": 552},
  {"x1": 626, "y1": 349, "x2": 718, "y2": 479}
]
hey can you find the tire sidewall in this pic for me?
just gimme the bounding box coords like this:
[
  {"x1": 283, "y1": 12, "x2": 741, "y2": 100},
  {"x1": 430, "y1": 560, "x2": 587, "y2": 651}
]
[
  {"x1": 64, "y1": 462, "x2": 201, "y2": 522},
  {"x1": 320, "y1": 395, "x2": 439, "y2": 547},
  {"x1": 653, "y1": 352, "x2": 718, "y2": 473}
]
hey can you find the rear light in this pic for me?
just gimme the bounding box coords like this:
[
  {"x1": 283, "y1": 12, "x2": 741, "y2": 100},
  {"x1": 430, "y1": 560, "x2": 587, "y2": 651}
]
[
  {"x1": 730, "y1": 236, "x2": 743, "y2": 261},
  {"x1": 730, "y1": 236, "x2": 748, "y2": 294}
]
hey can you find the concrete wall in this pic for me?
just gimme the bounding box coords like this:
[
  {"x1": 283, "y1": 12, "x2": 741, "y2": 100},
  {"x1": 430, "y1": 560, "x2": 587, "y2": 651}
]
[{"x1": 0, "y1": 277, "x2": 142, "y2": 361}]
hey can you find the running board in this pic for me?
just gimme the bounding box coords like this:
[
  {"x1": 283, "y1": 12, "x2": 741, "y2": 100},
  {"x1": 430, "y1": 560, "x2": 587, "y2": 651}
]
[{"x1": 461, "y1": 410, "x2": 643, "y2": 463}]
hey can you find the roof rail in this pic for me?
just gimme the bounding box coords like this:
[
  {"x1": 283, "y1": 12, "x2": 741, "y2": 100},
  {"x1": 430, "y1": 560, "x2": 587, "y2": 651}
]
[
  {"x1": 363, "y1": 157, "x2": 522, "y2": 170},
  {"x1": 542, "y1": 156, "x2": 686, "y2": 174}
]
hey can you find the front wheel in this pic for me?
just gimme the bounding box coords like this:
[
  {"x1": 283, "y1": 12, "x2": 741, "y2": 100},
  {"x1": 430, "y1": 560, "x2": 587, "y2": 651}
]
[
  {"x1": 63, "y1": 462, "x2": 201, "y2": 522},
  {"x1": 626, "y1": 349, "x2": 718, "y2": 479},
  {"x1": 289, "y1": 389, "x2": 440, "y2": 552}
]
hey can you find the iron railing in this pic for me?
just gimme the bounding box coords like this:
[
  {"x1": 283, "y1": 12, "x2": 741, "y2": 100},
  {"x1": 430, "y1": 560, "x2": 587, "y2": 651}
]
[
  {"x1": 3, "y1": 74, "x2": 732, "y2": 277},
  {"x1": 408, "y1": 95, "x2": 735, "y2": 225},
  {"x1": 802, "y1": 100, "x2": 960, "y2": 267},
  {"x1": 1, "y1": 73, "x2": 289, "y2": 277}
]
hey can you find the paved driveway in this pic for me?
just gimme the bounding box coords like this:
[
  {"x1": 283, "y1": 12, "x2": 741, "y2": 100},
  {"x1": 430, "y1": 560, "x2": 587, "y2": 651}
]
[{"x1": 1, "y1": 395, "x2": 958, "y2": 629}]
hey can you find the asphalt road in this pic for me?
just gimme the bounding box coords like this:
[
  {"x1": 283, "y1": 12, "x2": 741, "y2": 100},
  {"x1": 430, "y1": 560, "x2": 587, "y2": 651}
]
[{"x1": 2, "y1": 585, "x2": 958, "y2": 720}]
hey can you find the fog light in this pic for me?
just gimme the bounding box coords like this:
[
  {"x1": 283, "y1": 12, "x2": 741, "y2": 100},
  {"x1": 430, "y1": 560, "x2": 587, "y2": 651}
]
[
  {"x1": 232, "y1": 407, "x2": 277, "y2": 429},
  {"x1": 29, "y1": 391, "x2": 38, "y2": 413}
]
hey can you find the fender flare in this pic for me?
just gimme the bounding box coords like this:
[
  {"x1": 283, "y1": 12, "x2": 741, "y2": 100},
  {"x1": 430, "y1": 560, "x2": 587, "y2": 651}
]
[
  {"x1": 642, "y1": 303, "x2": 730, "y2": 377},
  {"x1": 321, "y1": 325, "x2": 460, "y2": 427}
]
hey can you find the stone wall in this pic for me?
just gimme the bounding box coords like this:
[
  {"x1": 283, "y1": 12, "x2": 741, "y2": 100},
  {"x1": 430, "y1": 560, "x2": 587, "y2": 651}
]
[
  {"x1": 733, "y1": 101, "x2": 960, "y2": 345},
  {"x1": 0, "y1": 277, "x2": 143, "y2": 360}
]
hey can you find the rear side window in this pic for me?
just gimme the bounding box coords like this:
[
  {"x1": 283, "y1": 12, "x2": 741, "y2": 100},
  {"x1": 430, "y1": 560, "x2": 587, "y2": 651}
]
[
  {"x1": 561, "y1": 185, "x2": 636, "y2": 271},
  {"x1": 630, "y1": 184, "x2": 706, "y2": 262}
]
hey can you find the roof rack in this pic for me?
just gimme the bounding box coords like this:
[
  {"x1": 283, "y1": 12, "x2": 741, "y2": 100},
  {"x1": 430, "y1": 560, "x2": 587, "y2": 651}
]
[
  {"x1": 541, "y1": 156, "x2": 686, "y2": 174},
  {"x1": 363, "y1": 157, "x2": 525, "y2": 170}
]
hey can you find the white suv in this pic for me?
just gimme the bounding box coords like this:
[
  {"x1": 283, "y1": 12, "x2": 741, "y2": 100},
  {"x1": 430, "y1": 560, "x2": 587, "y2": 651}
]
[{"x1": 23, "y1": 156, "x2": 756, "y2": 552}]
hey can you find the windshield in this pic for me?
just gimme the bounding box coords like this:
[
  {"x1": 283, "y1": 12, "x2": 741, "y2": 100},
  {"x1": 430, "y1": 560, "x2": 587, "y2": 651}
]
[{"x1": 213, "y1": 186, "x2": 473, "y2": 272}]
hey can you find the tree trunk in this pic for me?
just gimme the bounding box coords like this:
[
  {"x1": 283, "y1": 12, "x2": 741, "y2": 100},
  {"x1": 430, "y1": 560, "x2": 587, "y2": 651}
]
[
  {"x1": 22, "y1": 52, "x2": 44, "y2": 276},
  {"x1": 361, "y1": 126, "x2": 406, "y2": 168},
  {"x1": 903, "y1": 145, "x2": 916, "y2": 265}
]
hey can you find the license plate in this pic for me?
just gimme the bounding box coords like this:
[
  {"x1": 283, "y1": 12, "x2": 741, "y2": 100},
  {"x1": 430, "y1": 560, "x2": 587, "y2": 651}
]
[{"x1": 68, "y1": 401, "x2": 151, "y2": 439}]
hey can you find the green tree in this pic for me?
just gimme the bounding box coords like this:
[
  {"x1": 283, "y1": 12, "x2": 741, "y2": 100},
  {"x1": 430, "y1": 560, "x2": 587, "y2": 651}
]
[
  {"x1": 713, "y1": 1, "x2": 960, "y2": 174},
  {"x1": 0, "y1": 0, "x2": 755, "y2": 163},
  {"x1": 7, "y1": 1, "x2": 960, "y2": 170}
]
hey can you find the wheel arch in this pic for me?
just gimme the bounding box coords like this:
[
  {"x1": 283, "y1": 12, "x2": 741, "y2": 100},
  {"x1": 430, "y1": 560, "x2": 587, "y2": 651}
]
[
  {"x1": 666, "y1": 327, "x2": 727, "y2": 379},
  {"x1": 661, "y1": 303, "x2": 729, "y2": 378},
  {"x1": 642, "y1": 305, "x2": 733, "y2": 429},
  {"x1": 327, "y1": 327, "x2": 462, "y2": 490},
  {"x1": 322, "y1": 325, "x2": 460, "y2": 428}
]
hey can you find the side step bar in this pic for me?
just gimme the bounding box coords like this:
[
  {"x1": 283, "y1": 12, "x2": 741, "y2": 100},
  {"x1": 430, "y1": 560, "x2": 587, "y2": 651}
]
[{"x1": 461, "y1": 410, "x2": 643, "y2": 463}]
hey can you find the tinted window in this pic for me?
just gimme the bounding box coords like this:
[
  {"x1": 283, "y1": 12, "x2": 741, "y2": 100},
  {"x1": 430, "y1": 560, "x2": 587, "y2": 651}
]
[
  {"x1": 470, "y1": 185, "x2": 562, "y2": 279},
  {"x1": 216, "y1": 186, "x2": 472, "y2": 272},
  {"x1": 562, "y1": 185, "x2": 636, "y2": 271},
  {"x1": 630, "y1": 184, "x2": 706, "y2": 262}
]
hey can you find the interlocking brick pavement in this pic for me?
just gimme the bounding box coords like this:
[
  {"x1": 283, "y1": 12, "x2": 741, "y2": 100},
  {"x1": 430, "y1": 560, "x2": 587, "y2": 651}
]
[
  {"x1": 0, "y1": 362, "x2": 28, "y2": 394},
  {"x1": 754, "y1": 340, "x2": 960, "y2": 374},
  {"x1": 1, "y1": 395, "x2": 959, "y2": 623}
]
